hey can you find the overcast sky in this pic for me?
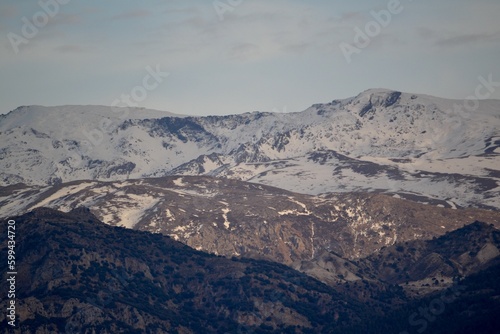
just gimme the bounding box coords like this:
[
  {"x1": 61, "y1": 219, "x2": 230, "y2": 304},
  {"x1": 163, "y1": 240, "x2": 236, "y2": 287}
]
[{"x1": 1, "y1": 0, "x2": 499, "y2": 116}]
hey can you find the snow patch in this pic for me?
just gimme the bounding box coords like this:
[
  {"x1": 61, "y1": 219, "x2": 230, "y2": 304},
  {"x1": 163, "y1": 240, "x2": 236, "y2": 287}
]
[
  {"x1": 29, "y1": 182, "x2": 97, "y2": 211},
  {"x1": 222, "y1": 207, "x2": 231, "y2": 229},
  {"x1": 173, "y1": 177, "x2": 185, "y2": 187},
  {"x1": 115, "y1": 193, "x2": 161, "y2": 228}
]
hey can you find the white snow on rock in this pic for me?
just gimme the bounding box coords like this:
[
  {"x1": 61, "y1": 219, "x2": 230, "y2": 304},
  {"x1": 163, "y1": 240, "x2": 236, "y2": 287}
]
[{"x1": 1, "y1": 90, "x2": 499, "y2": 209}]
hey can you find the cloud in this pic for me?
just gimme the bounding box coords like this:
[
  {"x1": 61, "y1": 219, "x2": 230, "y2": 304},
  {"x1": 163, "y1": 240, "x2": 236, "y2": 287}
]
[
  {"x1": 50, "y1": 13, "x2": 83, "y2": 26},
  {"x1": 417, "y1": 27, "x2": 500, "y2": 48},
  {"x1": 54, "y1": 44, "x2": 85, "y2": 54},
  {"x1": 163, "y1": 6, "x2": 202, "y2": 16},
  {"x1": 280, "y1": 42, "x2": 310, "y2": 54},
  {"x1": 112, "y1": 9, "x2": 151, "y2": 20},
  {"x1": 417, "y1": 27, "x2": 437, "y2": 40},
  {"x1": 335, "y1": 10, "x2": 368, "y2": 23},
  {"x1": 0, "y1": 4, "x2": 19, "y2": 19},
  {"x1": 228, "y1": 43, "x2": 260, "y2": 61},
  {"x1": 435, "y1": 32, "x2": 500, "y2": 47}
]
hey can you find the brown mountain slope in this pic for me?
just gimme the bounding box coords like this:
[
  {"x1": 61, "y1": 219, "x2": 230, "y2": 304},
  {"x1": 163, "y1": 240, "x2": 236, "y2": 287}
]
[
  {"x1": 2, "y1": 176, "x2": 498, "y2": 265},
  {"x1": 295, "y1": 221, "x2": 500, "y2": 299}
]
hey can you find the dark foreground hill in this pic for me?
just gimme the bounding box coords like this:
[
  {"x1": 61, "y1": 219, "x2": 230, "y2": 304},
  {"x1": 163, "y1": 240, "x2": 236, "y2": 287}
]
[
  {"x1": 0, "y1": 208, "x2": 368, "y2": 333},
  {"x1": 1, "y1": 208, "x2": 499, "y2": 333},
  {"x1": 342, "y1": 260, "x2": 500, "y2": 334}
]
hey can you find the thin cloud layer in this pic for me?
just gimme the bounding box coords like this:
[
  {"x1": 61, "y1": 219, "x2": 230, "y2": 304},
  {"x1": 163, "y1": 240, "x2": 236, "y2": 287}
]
[
  {"x1": 111, "y1": 9, "x2": 151, "y2": 20},
  {"x1": 1, "y1": 0, "x2": 499, "y2": 116}
]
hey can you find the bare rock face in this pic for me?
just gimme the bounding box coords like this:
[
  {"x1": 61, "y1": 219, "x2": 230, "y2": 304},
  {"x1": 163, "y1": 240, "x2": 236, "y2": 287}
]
[{"x1": 3, "y1": 177, "x2": 500, "y2": 261}]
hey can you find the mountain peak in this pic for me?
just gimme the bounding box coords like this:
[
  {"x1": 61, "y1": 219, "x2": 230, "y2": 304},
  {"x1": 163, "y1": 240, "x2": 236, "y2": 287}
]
[
  {"x1": 356, "y1": 88, "x2": 402, "y2": 104},
  {"x1": 359, "y1": 88, "x2": 400, "y2": 96},
  {"x1": 350, "y1": 89, "x2": 403, "y2": 117}
]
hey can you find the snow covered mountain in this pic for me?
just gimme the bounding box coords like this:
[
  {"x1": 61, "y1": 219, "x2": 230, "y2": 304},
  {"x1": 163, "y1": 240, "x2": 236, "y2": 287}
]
[{"x1": 1, "y1": 89, "x2": 499, "y2": 209}]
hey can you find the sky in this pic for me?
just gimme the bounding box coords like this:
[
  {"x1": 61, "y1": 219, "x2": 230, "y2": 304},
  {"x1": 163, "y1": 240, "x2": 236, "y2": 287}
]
[{"x1": 1, "y1": 0, "x2": 500, "y2": 116}]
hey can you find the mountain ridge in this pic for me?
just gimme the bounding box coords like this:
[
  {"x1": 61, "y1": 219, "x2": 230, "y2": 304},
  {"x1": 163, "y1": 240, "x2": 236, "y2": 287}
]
[
  {"x1": 1, "y1": 89, "x2": 499, "y2": 209},
  {"x1": 2, "y1": 175, "x2": 499, "y2": 289}
]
